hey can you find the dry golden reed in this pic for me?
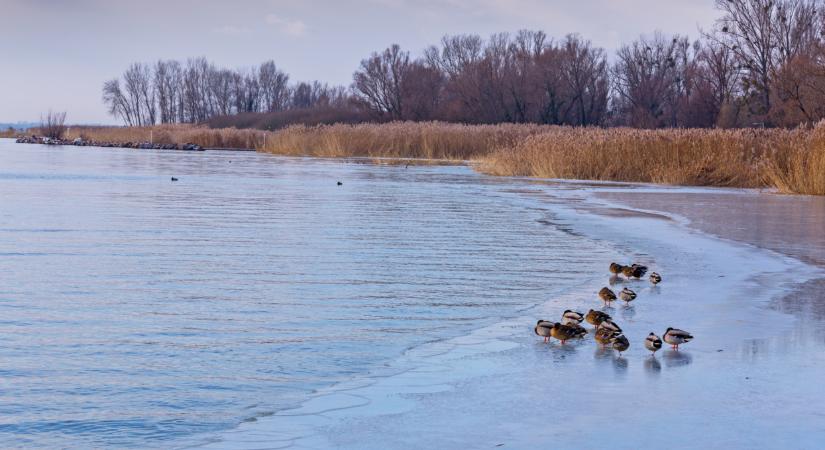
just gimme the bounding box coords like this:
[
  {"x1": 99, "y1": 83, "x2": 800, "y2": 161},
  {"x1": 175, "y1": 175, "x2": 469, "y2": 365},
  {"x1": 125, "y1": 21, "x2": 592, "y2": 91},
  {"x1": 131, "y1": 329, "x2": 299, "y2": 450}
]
[
  {"x1": 256, "y1": 122, "x2": 546, "y2": 160},
  {"x1": 61, "y1": 124, "x2": 265, "y2": 149}
]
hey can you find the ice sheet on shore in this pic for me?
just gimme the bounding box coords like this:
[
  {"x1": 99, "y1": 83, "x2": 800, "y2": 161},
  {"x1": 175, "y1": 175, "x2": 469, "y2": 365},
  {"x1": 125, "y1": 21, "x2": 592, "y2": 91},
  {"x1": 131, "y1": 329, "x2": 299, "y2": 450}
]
[{"x1": 194, "y1": 184, "x2": 825, "y2": 450}]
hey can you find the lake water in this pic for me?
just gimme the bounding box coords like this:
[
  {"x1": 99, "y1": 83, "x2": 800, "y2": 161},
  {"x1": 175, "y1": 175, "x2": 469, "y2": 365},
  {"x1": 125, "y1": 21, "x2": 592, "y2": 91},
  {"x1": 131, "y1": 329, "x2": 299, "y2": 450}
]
[{"x1": 0, "y1": 140, "x2": 613, "y2": 448}]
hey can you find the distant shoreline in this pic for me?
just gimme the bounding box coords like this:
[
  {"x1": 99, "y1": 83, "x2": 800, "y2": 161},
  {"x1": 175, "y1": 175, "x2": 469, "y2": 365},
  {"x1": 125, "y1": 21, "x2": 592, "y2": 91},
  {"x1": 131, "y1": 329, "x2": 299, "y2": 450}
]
[{"x1": 11, "y1": 122, "x2": 825, "y2": 195}]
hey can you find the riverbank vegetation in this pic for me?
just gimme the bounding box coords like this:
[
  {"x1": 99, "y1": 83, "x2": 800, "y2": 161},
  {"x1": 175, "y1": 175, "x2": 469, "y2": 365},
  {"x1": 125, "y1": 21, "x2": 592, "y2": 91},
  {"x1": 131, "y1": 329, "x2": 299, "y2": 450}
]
[{"x1": 30, "y1": 122, "x2": 825, "y2": 195}]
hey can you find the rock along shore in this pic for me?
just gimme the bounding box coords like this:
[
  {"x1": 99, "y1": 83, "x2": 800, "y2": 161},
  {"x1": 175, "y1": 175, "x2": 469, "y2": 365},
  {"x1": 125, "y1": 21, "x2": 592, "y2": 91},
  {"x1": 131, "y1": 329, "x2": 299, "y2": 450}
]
[{"x1": 15, "y1": 135, "x2": 204, "y2": 151}]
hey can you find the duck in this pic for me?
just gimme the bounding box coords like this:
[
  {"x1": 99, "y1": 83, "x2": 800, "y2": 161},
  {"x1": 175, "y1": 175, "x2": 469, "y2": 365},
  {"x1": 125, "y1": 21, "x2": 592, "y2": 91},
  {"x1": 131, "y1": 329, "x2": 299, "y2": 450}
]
[
  {"x1": 619, "y1": 287, "x2": 636, "y2": 303},
  {"x1": 597, "y1": 319, "x2": 622, "y2": 334},
  {"x1": 594, "y1": 327, "x2": 620, "y2": 347},
  {"x1": 663, "y1": 327, "x2": 693, "y2": 350},
  {"x1": 170, "y1": 177, "x2": 178, "y2": 182},
  {"x1": 609, "y1": 262, "x2": 625, "y2": 275},
  {"x1": 612, "y1": 334, "x2": 630, "y2": 355},
  {"x1": 550, "y1": 322, "x2": 584, "y2": 344},
  {"x1": 598, "y1": 287, "x2": 617, "y2": 304},
  {"x1": 649, "y1": 272, "x2": 662, "y2": 285},
  {"x1": 337, "y1": 181, "x2": 343, "y2": 186},
  {"x1": 564, "y1": 322, "x2": 588, "y2": 337},
  {"x1": 622, "y1": 264, "x2": 647, "y2": 279},
  {"x1": 534, "y1": 320, "x2": 554, "y2": 343},
  {"x1": 561, "y1": 310, "x2": 584, "y2": 325},
  {"x1": 645, "y1": 332, "x2": 663, "y2": 355},
  {"x1": 585, "y1": 309, "x2": 611, "y2": 328}
]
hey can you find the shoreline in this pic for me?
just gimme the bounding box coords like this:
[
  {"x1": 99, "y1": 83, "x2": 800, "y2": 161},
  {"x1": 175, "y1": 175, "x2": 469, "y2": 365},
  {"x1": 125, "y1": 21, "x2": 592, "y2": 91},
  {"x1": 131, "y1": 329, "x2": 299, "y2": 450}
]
[{"x1": 189, "y1": 176, "x2": 825, "y2": 449}]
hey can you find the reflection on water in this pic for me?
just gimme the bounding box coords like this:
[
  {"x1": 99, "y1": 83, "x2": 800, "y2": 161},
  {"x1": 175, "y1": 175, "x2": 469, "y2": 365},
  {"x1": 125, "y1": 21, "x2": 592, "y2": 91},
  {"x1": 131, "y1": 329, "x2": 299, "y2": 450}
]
[
  {"x1": 662, "y1": 350, "x2": 693, "y2": 367},
  {"x1": 620, "y1": 305, "x2": 636, "y2": 321},
  {"x1": 0, "y1": 142, "x2": 612, "y2": 448},
  {"x1": 644, "y1": 356, "x2": 662, "y2": 374}
]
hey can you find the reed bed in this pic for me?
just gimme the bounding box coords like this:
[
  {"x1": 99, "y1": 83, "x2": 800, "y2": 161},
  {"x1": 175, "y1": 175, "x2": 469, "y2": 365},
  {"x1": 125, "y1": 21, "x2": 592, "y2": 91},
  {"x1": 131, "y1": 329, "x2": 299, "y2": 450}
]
[
  {"x1": 479, "y1": 126, "x2": 825, "y2": 195},
  {"x1": 256, "y1": 122, "x2": 547, "y2": 160},
  {"x1": 60, "y1": 124, "x2": 265, "y2": 149}
]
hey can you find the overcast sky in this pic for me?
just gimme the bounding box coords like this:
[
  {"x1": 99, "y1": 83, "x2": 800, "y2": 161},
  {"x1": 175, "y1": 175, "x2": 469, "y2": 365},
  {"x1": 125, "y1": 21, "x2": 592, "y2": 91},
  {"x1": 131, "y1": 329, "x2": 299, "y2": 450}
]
[{"x1": 0, "y1": 0, "x2": 719, "y2": 124}]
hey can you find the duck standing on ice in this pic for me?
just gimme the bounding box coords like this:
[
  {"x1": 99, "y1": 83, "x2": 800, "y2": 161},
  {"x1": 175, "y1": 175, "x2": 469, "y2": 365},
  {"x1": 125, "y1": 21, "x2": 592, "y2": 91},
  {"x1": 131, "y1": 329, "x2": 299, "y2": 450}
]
[
  {"x1": 599, "y1": 287, "x2": 617, "y2": 305},
  {"x1": 645, "y1": 332, "x2": 663, "y2": 355},
  {"x1": 619, "y1": 287, "x2": 636, "y2": 304},
  {"x1": 534, "y1": 320, "x2": 554, "y2": 343},
  {"x1": 663, "y1": 328, "x2": 693, "y2": 350}
]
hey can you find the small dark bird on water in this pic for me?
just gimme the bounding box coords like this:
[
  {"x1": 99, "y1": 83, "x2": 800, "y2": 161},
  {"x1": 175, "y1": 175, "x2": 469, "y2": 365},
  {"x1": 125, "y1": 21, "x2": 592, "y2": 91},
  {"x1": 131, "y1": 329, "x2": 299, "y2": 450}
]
[
  {"x1": 649, "y1": 272, "x2": 662, "y2": 285},
  {"x1": 337, "y1": 181, "x2": 343, "y2": 186},
  {"x1": 609, "y1": 262, "x2": 624, "y2": 275},
  {"x1": 171, "y1": 177, "x2": 178, "y2": 182}
]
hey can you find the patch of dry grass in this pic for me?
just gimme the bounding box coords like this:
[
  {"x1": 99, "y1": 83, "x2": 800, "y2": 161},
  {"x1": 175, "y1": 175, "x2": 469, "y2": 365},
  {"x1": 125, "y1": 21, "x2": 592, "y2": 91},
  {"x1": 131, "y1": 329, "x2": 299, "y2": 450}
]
[
  {"x1": 478, "y1": 127, "x2": 773, "y2": 188},
  {"x1": 59, "y1": 125, "x2": 264, "y2": 149},
  {"x1": 257, "y1": 122, "x2": 547, "y2": 160}
]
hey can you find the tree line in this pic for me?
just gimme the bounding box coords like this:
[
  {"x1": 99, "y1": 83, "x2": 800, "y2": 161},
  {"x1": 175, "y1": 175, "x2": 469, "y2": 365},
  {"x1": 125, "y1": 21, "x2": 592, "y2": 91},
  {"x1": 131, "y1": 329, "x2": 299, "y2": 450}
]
[{"x1": 104, "y1": 0, "x2": 825, "y2": 129}]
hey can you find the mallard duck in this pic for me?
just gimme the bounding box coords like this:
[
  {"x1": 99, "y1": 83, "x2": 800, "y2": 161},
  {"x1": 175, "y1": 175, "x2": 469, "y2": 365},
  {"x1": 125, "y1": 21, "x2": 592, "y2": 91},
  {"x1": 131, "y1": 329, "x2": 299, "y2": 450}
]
[
  {"x1": 561, "y1": 309, "x2": 584, "y2": 325},
  {"x1": 645, "y1": 332, "x2": 663, "y2": 355},
  {"x1": 534, "y1": 320, "x2": 553, "y2": 343},
  {"x1": 585, "y1": 309, "x2": 611, "y2": 328},
  {"x1": 564, "y1": 322, "x2": 588, "y2": 337},
  {"x1": 619, "y1": 287, "x2": 636, "y2": 303},
  {"x1": 550, "y1": 322, "x2": 583, "y2": 344},
  {"x1": 594, "y1": 327, "x2": 619, "y2": 346},
  {"x1": 663, "y1": 327, "x2": 693, "y2": 350},
  {"x1": 598, "y1": 287, "x2": 617, "y2": 304},
  {"x1": 622, "y1": 264, "x2": 647, "y2": 279},
  {"x1": 649, "y1": 272, "x2": 662, "y2": 285},
  {"x1": 597, "y1": 319, "x2": 622, "y2": 334},
  {"x1": 609, "y1": 262, "x2": 625, "y2": 274},
  {"x1": 612, "y1": 334, "x2": 630, "y2": 354}
]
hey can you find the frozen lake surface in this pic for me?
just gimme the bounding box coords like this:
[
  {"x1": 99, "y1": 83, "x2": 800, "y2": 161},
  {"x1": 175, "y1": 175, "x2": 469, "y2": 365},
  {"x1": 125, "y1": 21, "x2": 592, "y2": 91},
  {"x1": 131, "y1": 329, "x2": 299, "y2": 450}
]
[{"x1": 1, "y1": 139, "x2": 823, "y2": 449}]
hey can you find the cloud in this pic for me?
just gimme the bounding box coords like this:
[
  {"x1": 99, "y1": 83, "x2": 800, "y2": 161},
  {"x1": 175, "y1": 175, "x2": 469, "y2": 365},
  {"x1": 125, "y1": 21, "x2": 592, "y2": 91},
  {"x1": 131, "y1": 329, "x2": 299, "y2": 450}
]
[
  {"x1": 213, "y1": 25, "x2": 252, "y2": 36},
  {"x1": 265, "y1": 14, "x2": 307, "y2": 37}
]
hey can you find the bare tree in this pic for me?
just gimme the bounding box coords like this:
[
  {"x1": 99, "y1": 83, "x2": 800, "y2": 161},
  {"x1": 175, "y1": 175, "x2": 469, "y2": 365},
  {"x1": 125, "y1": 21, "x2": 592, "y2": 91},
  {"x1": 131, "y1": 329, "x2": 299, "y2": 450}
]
[
  {"x1": 352, "y1": 44, "x2": 411, "y2": 119},
  {"x1": 40, "y1": 110, "x2": 67, "y2": 139},
  {"x1": 612, "y1": 33, "x2": 689, "y2": 128}
]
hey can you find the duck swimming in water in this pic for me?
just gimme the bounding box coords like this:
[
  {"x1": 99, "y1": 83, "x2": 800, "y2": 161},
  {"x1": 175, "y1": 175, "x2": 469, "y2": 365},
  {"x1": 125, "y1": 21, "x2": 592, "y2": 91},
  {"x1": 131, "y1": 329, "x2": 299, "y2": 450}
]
[
  {"x1": 534, "y1": 320, "x2": 553, "y2": 343},
  {"x1": 619, "y1": 287, "x2": 636, "y2": 303},
  {"x1": 599, "y1": 287, "x2": 617, "y2": 305},
  {"x1": 663, "y1": 327, "x2": 693, "y2": 350},
  {"x1": 561, "y1": 310, "x2": 584, "y2": 325},
  {"x1": 645, "y1": 332, "x2": 663, "y2": 355},
  {"x1": 649, "y1": 272, "x2": 662, "y2": 285},
  {"x1": 585, "y1": 309, "x2": 611, "y2": 328},
  {"x1": 609, "y1": 262, "x2": 625, "y2": 275}
]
